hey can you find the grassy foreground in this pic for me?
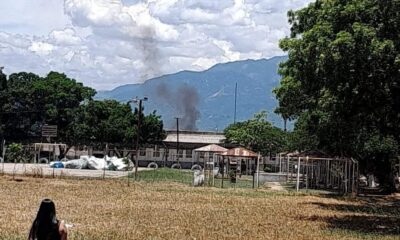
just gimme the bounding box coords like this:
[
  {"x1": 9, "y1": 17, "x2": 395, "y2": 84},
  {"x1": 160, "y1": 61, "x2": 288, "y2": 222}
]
[{"x1": 0, "y1": 175, "x2": 399, "y2": 240}]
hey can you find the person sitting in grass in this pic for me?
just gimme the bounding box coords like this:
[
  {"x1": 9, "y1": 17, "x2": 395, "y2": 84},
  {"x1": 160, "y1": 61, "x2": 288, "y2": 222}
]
[{"x1": 28, "y1": 199, "x2": 67, "y2": 240}]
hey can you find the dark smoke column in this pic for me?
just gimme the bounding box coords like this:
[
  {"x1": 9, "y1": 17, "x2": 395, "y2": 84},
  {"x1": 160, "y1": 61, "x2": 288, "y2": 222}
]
[
  {"x1": 156, "y1": 83, "x2": 200, "y2": 130},
  {"x1": 177, "y1": 85, "x2": 200, "y2": 130}
]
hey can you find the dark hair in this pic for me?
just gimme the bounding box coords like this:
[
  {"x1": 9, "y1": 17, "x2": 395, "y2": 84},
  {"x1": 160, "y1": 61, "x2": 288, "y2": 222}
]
[{"x1": 28, "y1": 199, "x2": 61, "y2": 240}]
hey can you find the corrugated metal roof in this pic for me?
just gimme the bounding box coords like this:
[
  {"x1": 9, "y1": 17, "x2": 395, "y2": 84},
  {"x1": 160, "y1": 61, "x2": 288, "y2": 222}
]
[
  {"x1": 164, "y1": 132, "x2": 225, "y2": 144},
  {"x1": 194, "y1": 144, "x2": 228, "y2": 152}
]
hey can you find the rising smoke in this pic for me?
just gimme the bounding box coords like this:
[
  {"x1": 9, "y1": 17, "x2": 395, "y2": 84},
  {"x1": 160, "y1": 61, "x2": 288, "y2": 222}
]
[
  {"x1": 156, "y1": 83, "x2": 200, "y2": 130},
  {"x1": 138, "y1": 26, "x2": 160, "y2": 81},
  {"x1": 137, "y1": 23, "x2": 200, "y2": 130}
]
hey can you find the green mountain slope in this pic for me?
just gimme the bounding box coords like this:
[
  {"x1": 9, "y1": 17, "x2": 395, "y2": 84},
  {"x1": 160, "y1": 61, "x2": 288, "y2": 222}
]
[{"x1": 96, "y1": 56, "x2": 287, "y2": 130}]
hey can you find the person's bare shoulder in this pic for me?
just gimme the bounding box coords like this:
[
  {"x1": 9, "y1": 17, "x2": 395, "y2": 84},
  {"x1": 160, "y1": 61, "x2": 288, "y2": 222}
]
[{"x1": 59, "y1": 220, "x2": 68, "y2": 240}]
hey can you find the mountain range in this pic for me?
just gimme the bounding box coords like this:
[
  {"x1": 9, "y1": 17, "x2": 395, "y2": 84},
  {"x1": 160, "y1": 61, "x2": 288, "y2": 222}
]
[{"x1": 95, "y1": 55, "x2": 287, "y2": 131}]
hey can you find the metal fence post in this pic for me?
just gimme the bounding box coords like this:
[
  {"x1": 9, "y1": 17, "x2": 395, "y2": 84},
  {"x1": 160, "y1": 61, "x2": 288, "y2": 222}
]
[{"x1": 296, "y1": 157, "x2": 301, "y2": 192}]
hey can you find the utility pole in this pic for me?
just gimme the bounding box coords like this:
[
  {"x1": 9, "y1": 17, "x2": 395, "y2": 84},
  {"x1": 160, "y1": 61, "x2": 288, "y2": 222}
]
[
  {"x1": 175, "y1": 117, "x2": 180, "y2": 166},
  {"x1": 128, "y1": 97, "x2": 148, "y2": 182},
  {"x1": 135, "y1": 99, "x2": 143, "y2": 181}
]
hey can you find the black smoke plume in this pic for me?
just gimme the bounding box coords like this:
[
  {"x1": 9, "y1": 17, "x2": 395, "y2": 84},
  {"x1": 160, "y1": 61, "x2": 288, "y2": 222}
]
[
  {"x1": 136, "y1": 24, "x2": 200, "y2": 130},
  {"x1": 156, "y1": 83, "x2": 200, "y2": 130},
  {"x1": 138, "y1": 26, "x2": 160, "y2": 80}
]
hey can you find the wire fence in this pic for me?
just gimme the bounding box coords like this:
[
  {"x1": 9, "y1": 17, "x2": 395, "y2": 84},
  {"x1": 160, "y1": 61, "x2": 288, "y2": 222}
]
[{"x1": 0, "y1": 143, "x2": 359, "y2": 194}]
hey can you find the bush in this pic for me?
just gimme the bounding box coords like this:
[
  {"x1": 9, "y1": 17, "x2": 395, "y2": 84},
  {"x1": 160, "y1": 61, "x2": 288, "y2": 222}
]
[{"x1": 6, "y1": 143, "x2": 29, "y2": 163}]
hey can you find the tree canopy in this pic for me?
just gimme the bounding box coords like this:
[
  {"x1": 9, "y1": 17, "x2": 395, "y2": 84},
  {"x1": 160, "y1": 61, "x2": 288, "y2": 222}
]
[
  {"x1": 0, "y1": 70, "x2": 166, "y2": 147},
  {"x1": 224, "y1": 111, "x2": 286, "y2": 156},
  {"x1": 68, "y1": 100, "x2": 166, "y2": 146},
  {"x1": 0, "y1": 71, "x2": 95, "y2": 141},
  {"x1": 274, "y1": 0, "x2": 400, "y2": 191}
]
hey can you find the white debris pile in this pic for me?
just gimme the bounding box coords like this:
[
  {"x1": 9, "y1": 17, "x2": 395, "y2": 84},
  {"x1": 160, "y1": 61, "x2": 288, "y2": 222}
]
[
  {"x1": 87, "y1": 156, "x2": 108, "y2": 170},
  {"x1": 193, "y1": 170, "x2": 205, "y2": 187},
  {"x1": 63, "y1": 159, "x2": 88, "y2": 169},
  {"x1": 61, "y1": 155, "x2": 133, "y2": 171},
  {"x1": 367, "y1": 174, "x2": 378, "y2": 188},
  {"x1": 106, "y1": 156, "x2": 134, "y2": 171},
  {"x1": 213, "y1": 167, "x2": 220, "y2": 177}
]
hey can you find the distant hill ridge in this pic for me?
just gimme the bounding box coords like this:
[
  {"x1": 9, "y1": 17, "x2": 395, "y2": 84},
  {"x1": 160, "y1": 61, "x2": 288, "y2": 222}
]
[{"x1": 96, "y1": 55, "x2": 287, "y2": 131}]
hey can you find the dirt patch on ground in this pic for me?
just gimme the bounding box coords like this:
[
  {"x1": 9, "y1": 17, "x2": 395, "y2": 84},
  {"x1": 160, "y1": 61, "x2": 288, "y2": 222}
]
[{"x1": 262, "y1": 182, "x2": 287, "y2": 191}]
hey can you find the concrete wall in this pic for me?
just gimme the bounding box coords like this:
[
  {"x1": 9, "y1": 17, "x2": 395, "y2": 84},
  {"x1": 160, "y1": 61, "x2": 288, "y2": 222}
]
[{"x1": 257, "y1": 172, "x2": 287, "y2": 183}]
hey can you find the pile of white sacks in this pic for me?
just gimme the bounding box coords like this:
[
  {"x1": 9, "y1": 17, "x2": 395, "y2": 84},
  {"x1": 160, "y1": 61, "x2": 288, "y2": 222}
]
[
  {"x1": 54, "y1": 155, "x2": 134, "y2": 171},
  {"x1": 192, "y1": 168, "x2": 220, "y2": 187},
  {"x1": 193, "y1": 170, "x2": 205, "y2": 186}
]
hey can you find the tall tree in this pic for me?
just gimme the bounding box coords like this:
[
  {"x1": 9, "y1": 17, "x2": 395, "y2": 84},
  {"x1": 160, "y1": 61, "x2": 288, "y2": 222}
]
[
  {"x1": 35, "y1": 72, "x2": 96, "y2": 141},
  {"x1": 0, "y1": 71, "x2": 95, "y2": 141},
  {"x1": 0, "y1": 68, "x2": 7, "y2": 138},
  {"x1": 0, "y1": 70, "x2": 166, "y2": 161},
  {"x1": 1, "y1": 72, "x2": 43, "y2": 140},
  {"x1": 275, "y1": 0, "x2": 400, "y2": 191},
  {"x1": 224, "y1": 111, "x2": 286, "y2": 156},
  {"x1": 66, "y1": 100, "x2": 166, "y2": 147}
]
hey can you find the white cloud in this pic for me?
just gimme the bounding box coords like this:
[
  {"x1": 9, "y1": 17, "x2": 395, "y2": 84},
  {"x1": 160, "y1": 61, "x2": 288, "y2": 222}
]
[
  {"x1": 29, "y1": 42, "x2": 55, "y2": 56},
  {"x1": 0, "y1": 32, "x2": 31, "y2": 49},
  {"x1": 212, "y1": 39, "x2": 241, "y2": 62},
  {"x1": 0, "y1": 0, "x2": 313, "y2": 89},
  {"x1": 49, "y1": 28, "x2": 81, "y2": 45},
  {"x1": 191, "y1": 57, "x2": 218, "y2": 70},
  {"x1": 0, "y1": 0, "x2": 70, "y2": 35},
  {"x1": 64, "y1": 0, "x2": 179, "y2": 41}
]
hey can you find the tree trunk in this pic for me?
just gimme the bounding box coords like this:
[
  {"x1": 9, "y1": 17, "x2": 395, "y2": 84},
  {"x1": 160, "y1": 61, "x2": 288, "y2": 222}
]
[
  {"x1": 374, "y1": 157, "x2": 396, "y2": 194},
  {"x1": 283, "y1": 118, "x2": 287, "y2": 132}
]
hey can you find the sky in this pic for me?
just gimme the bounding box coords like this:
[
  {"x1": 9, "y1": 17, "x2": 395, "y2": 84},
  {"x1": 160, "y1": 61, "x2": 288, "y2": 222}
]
[{"x1": 0, "y1": 0, "x2": 313, "y2": 90}]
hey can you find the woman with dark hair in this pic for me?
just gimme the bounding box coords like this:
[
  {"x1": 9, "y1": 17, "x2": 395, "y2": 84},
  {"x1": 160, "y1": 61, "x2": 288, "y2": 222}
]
[{"x1": 28, "y1": 199, "x2": 67, "y2": 240}]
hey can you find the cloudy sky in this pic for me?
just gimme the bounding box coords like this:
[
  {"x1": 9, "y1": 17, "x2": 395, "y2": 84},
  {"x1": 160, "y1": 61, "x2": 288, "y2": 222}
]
[{"x1": 0, "y1": 0, "x2": 313, "y2": 90}]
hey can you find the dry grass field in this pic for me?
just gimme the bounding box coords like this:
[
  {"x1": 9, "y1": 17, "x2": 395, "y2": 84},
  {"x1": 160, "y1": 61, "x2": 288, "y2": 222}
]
[{"x1": 0, "y1": 174, "x2": 399, "y2": 240}]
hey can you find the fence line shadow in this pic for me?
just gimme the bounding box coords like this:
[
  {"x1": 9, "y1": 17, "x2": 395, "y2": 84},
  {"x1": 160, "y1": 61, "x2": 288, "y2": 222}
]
[{"x1": 301, "y1": 196, "x2": 400, "y2": 236}]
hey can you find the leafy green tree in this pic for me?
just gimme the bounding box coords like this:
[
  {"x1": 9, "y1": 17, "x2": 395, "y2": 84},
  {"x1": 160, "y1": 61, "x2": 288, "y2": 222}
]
[
  {"x1": 0, "y1": 70, "x2": 166, "y2": 163},
  {"x1": 275, "y1": 0, "x2": 400, "y2": 191},
  {"x1": 6, "y1": 143, "x2": 29, "y2": 163},
  {"x1": 284, "y1": 112, "x2": 319, "y2": 153},
  {"x1": 0, "y1": 68, "x2": 7, "y2": 138},
  {"x1": 224, "y1": 111, "x2": 286, "y2": 156},
  {"x1": 0, "y1": 68, "x2": 6, "y2": 91},
  {"x1": 0, "y1": 71, "x2": 166, "y2": 149},
  {"x1": 67, "y1": 100, "x2": 166, "y2": 146},
  {"x1": 140, "y1": 110, "x2": 167, "y2": 143},
  {"x1": 0, "y1": 71, "x2": 95, "y2": 141},
  {"x1": 1, "y1": 72, "x2": 43, "y2": 140},
  {"x1": 34, "y1": 72, "x2": 96, "y2": 141}
]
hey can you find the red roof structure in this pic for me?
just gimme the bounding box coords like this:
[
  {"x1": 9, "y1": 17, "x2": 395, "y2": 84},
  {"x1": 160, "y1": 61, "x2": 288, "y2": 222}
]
[
  {"x1": 194, "y1": 144, "x2": 228, "y2": 153},
  {"x1": 219, "y1": 147, "x2": 258, "y2": 158}
]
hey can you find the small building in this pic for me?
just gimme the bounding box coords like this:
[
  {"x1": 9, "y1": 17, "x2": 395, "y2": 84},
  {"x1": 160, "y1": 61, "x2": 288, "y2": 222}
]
[
  {"x1": 194, "y1": 144, "x2": 228, "y2": 168},
  {"x1": 218, "y1": 147, "x2": 259, "y2": 175},
  {"x1": 60, "y1": 130, "x2": 231, "y2": 169},
  {"x1": 136, "y1": 130, "x2": 231, "y2": 168}
]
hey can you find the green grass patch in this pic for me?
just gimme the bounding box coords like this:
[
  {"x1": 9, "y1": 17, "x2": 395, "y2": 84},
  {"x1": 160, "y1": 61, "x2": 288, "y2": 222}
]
[
  {"x1": 135, "y1": 168, "x2": 257, "y2": 189},
  {"x1": 135, "y1": 168, "x2": 193, "y2": 185},
  {"x1": 213, "y1": 177, "x2": 254, "y2": 189}
]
